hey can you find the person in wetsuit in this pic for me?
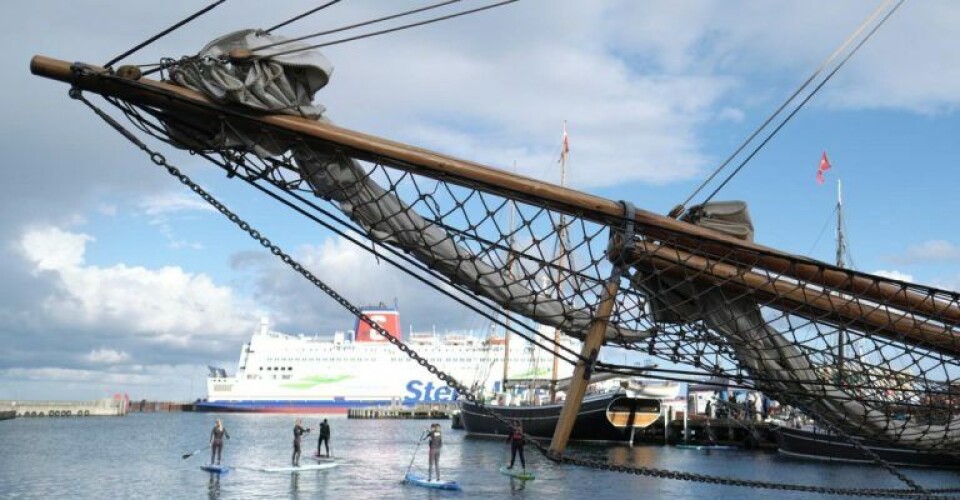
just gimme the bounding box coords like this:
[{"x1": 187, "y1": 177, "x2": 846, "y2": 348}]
[
  {"x1": 292, "y1": 418, "x2": 311, "y2": 466},
  {"x1": 317, "y1": 419, "x2": 331, "y2": 457},
  {"x1": 506, "y1": 420, "x2": 525, "y2": 470},
  {"x1": 422, "y1": 423, "x2": 442, "y2": 481},
  {"x1": 210, "y1": 419, "x2": 230, "y2": 465}
]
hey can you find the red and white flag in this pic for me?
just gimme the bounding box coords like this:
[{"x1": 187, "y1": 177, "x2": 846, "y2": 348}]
[
  {"x1": 559, "y1": 120, "x2": 570, "y2": 163},
  {"x1": 816, "y1": 151, "x2": 832, "y2": 185}
]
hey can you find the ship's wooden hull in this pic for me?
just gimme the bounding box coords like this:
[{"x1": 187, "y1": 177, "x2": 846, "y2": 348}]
[{"x1": 459, "y1": 393, "x2": 660, "y2": 443}]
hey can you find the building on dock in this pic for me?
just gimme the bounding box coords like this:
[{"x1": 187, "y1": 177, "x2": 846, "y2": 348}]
[{"x1": 348, "y1": 404, "x2": 454, "y2": 419}]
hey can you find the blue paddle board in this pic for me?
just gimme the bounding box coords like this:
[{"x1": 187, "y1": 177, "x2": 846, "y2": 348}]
[
  {"x1": 200, "y1": 464, "x2": 230, "y2": 473},
  {"x1": 403, "y1": 473, "x2": 462, "y2": 491},
  {"x1": 499, "y1": 466, "x2": 535, "y2": 480}
]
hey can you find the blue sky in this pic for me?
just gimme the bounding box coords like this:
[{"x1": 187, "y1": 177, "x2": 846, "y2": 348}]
[{"x1": 2, "y1": 0, "x2": 958, "y2": 400}]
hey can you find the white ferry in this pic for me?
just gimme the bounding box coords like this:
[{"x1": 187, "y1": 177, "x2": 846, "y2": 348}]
[{"x1": 198, "y1": 305, "x2": 573, "y2": 413}]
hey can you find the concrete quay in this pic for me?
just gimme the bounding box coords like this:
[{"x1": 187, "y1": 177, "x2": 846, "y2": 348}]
[{"x1": 1, "y1": 398, "x2": 129, "y2": 417}]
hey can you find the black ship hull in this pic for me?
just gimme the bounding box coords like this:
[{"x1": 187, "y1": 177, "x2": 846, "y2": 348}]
[
  {"x1": 777, "y1": 427, "x2": 960, "y2": 469},
  {"x1": 459, "y1": 392, "x2": 660, "y2": 443}
]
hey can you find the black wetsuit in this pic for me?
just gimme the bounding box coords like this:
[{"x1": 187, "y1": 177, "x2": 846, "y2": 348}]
[
  {"x1": 426, "y1": 429, "x2": 442, "y2": 480},
  {"x1": 506, "y1": 426, "x2": 525, "y2": 469},
  {"x1": 210, "y1": 426, "x2": 229, "y2": 465},
  {"x1": 293, "y1": 424, "x2": 310, "y2": 466},
  {"x1": 317, "y1": 421, "x2": 330, "y2": 456}
]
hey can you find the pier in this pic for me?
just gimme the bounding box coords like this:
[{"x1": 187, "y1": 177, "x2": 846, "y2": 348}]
[
  {"x1": 348, "y1": 404, "x2": 454, "y2": 420},
  {"x1": 2, "y1": 398, "x2": 129, "y2": 418},
  {"x1": 665, "y1": 417, "x2": 778, "y2": 449}
]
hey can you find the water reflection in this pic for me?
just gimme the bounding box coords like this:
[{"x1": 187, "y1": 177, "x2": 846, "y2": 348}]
[
  {"x1": 289, "y1": 471, "x2": 299, "y2": 499},
  {"x1": 509, "y1": 476, "x2": 527, "y2": 492},
  {"x1": 206, "y1": 473, "x2": 220, "y2": 500}
]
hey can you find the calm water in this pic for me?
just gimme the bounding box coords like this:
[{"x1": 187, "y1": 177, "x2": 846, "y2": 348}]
[{"x1": 1, "y1": 413, "x2": 958, "y2": 499}]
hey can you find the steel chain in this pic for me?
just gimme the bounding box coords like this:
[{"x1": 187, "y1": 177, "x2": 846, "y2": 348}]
[{"x1": 72, "y1": 90, "x2": 950, "y2": 499}]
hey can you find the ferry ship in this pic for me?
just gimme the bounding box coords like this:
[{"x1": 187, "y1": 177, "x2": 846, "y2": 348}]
[{"x1": 198, "y1": 306, "x2": 574, "y2": 413}]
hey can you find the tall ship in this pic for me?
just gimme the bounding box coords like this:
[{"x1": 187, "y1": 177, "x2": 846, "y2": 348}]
[{"x1": 198, "y1": 305, "x2": 574, "y2": 413}]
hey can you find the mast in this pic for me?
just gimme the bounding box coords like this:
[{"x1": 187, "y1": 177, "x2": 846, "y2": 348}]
[
  {"x1": 501, "y1": 167, "x2": 517, "y2": 392},
  {"x1": 836, "y1": 179, "x2": 845, "y2": 269},
  {"x1": 550, "y1": 121, "x2": 570, "y2": 403},
  {"x1": 836, "y1": 178, "x2": 846, "y2": 381}
]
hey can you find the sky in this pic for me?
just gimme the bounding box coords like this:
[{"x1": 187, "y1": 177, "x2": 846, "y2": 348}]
[{"x1": 2, "y1": 0, "x2": 958, "y2": 401}]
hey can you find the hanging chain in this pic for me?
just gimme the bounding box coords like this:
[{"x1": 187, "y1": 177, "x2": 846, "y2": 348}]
[{"x1": 69, "y1": 88, "x2": 949, "y2": 498}]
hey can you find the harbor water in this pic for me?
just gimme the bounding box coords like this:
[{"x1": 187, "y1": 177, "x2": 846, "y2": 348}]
[{"x1": 1, "y1": 413, "x2": 957, "y2": 499}]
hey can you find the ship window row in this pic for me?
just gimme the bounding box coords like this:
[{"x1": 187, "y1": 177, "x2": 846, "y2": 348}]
[
  {"x1": 259, "y1": 366, "x2": 294, "y2": 371},
  {"x1": 258, "y1": 356, "x2": 485, "y2": 363}
]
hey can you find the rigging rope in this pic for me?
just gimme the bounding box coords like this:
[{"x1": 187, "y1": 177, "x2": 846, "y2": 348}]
[
  {"x1": 263, "y1": 0, "x2": 344, "y2": 34},
  {"x1": 698, "y1": 0, "x2": 906, "y2": 206},
  {"x1": 257, "y1": 0, "x2": 519, "y2": 59},
  {"x1": 103, "y1": 0, "x2": 228, "y2": 69},
  {"x1": 672, "y1": 0, "x2": 902, "y2": 216},
  {"x1": 253, "y1": 0, "x2": 461, "y2": 52}
]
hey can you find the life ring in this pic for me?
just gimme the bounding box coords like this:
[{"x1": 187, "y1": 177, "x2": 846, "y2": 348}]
[
  {"x1": 84, "y1": 410, "x2": 90, "y2": 416},
  {"x1": 37, "y1": 412, "x2": 44, "y2": 417},
  {"x1": 52, "y1": 410, "x2": 59, "y2": 417},
  {"x1": 64, "y1": 410, "x2": 72, "y2": 416}
]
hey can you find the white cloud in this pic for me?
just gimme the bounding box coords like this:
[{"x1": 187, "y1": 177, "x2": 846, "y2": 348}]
[
  {"x1": 932, "y1": 274, "x2": 960, "y2": 293},
  {"x1": 19, "y1": 226, "x2": 259, "y2": 347},
  {"x1": 873, "y1": 269, "x2": 914, "y2": 283},
  {"x1": 0, "y1": 364, "x2": 211, "y2": 400},
  {"x1": 894, "y1": 240, "x2": 960, "y2": 264},
  {"x1": 20, "y1": 226, "x2": 91, "y2": 272},
  {"x1": 137, "y1": 193, "x2": 215, "y2": 216},
  {"x1": 137, "y1": 193, "x2": 212, "y2": 250},
  {"x1": 236, "y1": 235, "x2": 473, "y2": 335},
  {"x1": 83, "y1": 348, "x2": 130, "y2": 364}
]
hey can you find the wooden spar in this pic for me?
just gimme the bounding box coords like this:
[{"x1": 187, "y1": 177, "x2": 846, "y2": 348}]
[
  {"x1": 629, "y1": 241, "x2": 960, "y2": 356},
  {"x1": 29, "y1": 55, "x2": 960, "y2": 326},
  {"x1": 548, "y1": 277, "x2": 620, "y2": 457}
]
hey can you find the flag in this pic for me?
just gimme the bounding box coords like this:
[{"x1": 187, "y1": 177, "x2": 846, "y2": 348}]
[
  {"x1": 558, "y1": 120, "x2": 569, "y2": 163},
  {"x1": 816, "y1": 151, "x2": 832, "y2": 185}
]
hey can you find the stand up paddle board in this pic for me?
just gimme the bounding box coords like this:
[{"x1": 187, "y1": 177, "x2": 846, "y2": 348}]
[
  {"x1": 675, "y1": 444, "x2": 738, "y2": 451},
  {"x1": 403, "y1": 473, "x2": 462, "y2": 491},
  {"x1": 200, "y1": 464, "x2": 230, "y2": 473},
  {"x1": 499, "y1": 466, "x2": 535, "y2": 480},
  {"x1": 259, "y1": 463, "x2": 338, "y2": 473},
  {"x1": 311, "y1": 454, "x2": 336, "y2": 462}
]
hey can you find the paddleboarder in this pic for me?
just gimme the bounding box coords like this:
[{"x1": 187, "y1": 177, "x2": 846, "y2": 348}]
[
  {"x1": 292, "y1": 418, "x2": 311, "y2": 466},
  {"x1": 317, "y1": 418, "x2": 331, "y2": 457},
  {"x1": 209, "y1": 419, "x2": 229, "y2": 465},
  {"x1": 506, "y1": 420, "x2": 525, "y2": 471},
  {"x1": 423, "y1": 423, "x2": 442, "y2": 481}
]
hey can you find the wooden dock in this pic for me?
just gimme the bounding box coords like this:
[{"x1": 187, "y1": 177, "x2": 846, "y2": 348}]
[
  {"x1": 663, "y1": 417, "x2": 778, "y2": 449},
  {"x1": 348, "y1": 405, "x2": 453, "y2": 419}
]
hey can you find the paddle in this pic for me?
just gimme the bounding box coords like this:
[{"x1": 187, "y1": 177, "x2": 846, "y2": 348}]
[
  {"x1": 403, "y1": 430, "x2": 426, "y2": 480},
  {"x1": 182, "y1": 445, "x2": 210, "y2": 460}
]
